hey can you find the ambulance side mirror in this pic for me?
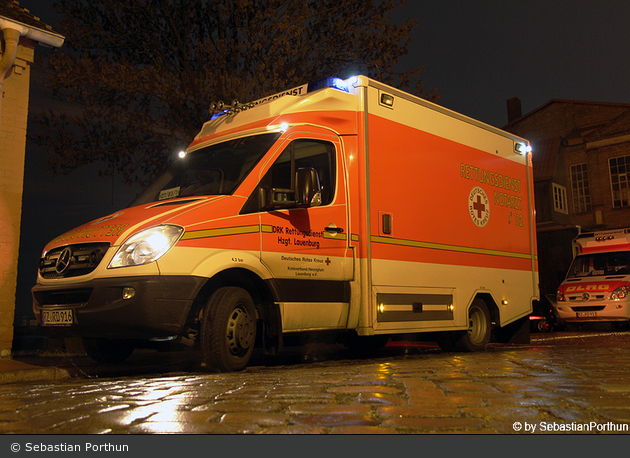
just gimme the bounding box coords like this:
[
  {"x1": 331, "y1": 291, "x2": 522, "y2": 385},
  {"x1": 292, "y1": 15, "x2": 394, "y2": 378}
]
[{"x1": 295, "y1": 167, "x2": 322, "y2": 207}]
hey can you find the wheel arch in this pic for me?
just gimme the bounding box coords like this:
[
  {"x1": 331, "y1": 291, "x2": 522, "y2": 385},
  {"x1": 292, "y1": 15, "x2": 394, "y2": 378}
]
[
  {"x1": 473, "y1": 291, "x2": 531, "y2": 344},
  {"x1": 188, "y1": 268, "x2": 282, "y2": 353},
  {"x1": 470, "y1": 292, "x2": 499, "y2": 328}
]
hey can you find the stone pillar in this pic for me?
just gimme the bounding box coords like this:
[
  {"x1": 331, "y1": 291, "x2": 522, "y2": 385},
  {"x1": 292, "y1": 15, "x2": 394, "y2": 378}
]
[{"x1": 0, "y1": 42, "x2": 34, "y2": 357}]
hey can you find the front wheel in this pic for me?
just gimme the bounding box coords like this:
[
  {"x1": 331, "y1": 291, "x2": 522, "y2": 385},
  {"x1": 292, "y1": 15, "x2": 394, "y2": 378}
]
[
  {"x1": 537, "y1": 318, "x2": 552, "y2": 333},
  {"x1": 199, "y1": 287, "x2": 257, "y2": 372},
  {"x1": 612, "y1": 321, "x2": 630, "y2": 331}
]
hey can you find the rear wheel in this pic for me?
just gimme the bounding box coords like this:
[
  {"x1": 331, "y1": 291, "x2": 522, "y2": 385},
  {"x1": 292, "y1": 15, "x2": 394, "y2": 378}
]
[
  {"x1": 199, "y1": 287, "x2": 257, "y2": 372},
  {"x1": 437, "y1": 299, "x2": 491, "y2": 352},
  {"x1": 82, "y1": 337, "x2": 135, "y2": 363}
]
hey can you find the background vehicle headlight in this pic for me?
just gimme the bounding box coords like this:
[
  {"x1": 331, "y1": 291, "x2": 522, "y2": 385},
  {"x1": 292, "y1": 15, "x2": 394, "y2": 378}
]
[
  {"x1": 610, "y1": 286, "x2": 630, "y2": 300},
  {"x1": 108, "y1": 225, "x2": 184, "y2": 268}
]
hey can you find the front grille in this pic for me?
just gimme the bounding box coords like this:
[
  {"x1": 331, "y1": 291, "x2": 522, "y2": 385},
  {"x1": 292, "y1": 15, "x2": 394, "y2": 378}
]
[
  {"x1": 568, "y1": 294, "x2": 606, "y2": 302},
  {"x1": 33, "y1": 288, "x2": 93, "y2": 307},
  {"x1": 570, "y1": 306, "x2": 606, "y2": 312},
  {"x1": 39, "y1": 243, "x2": 110, "y2": 279}
]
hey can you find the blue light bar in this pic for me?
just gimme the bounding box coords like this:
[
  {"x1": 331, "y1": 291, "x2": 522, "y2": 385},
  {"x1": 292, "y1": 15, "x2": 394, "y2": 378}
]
[
  {"x1": 208, "y1": 77, "x2": 356, "y2": 120},
  {"x1": 307, "y1": 77, "x2": 352, "y2": 93},
  {"x1": 210, "y1": 111, "x2": 227, "y2": 121}
]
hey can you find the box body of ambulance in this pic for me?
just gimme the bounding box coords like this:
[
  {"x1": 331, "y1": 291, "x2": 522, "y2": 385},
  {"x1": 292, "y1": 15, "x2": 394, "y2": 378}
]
[
  {"x1": 556, "y1": 229, "x2": 630, "y2": 324},
  {"x1": 32, "y1": 76, "x2": 538, "y2": 371}
]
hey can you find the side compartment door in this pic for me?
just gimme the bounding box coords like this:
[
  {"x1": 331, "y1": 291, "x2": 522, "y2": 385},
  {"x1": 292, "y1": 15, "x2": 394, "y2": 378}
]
[{"x1": 248, "y1": 130, "x2": 353, "y2": 331}]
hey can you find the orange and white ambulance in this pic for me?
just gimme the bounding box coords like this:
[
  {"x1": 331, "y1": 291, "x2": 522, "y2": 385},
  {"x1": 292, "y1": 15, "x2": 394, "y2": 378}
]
[
  {"x1": 556, "y1": 228, "x2": 630, "y2": 325},
  {"x1": 32, "y1": 76, "x2": 538, "y2": 371}
]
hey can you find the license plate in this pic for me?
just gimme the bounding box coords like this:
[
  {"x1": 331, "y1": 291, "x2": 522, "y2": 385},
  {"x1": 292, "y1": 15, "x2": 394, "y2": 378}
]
[
  {"x1": 42, "y1": 309, "x2": 73, "y2": 326},
  {"x1": 576, "y1": 311, "x2": 598, "y2": 318}
]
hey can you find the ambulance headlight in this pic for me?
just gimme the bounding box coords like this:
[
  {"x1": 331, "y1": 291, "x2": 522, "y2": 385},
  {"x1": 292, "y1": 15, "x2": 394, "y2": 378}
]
[
  {"x1": 610, "y1": 286, "x2": 630, "y2": 300},
  {"x1": 108, "y1": 225, "x2": 184, "y2": 268}
]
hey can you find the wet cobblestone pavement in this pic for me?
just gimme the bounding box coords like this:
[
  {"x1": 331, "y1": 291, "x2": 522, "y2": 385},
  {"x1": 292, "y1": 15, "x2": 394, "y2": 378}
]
[{"x1": 1, "y1": 332, "x2": 629, "y2": 434}]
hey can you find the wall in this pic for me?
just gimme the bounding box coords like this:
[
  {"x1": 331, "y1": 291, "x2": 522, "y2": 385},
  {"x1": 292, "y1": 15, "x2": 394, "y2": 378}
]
[
  {"x1": 564, "y1": 140, "x2": 630, "y2": 231},
  {"x1": 0, "y1": 41, "x2": 34, "y2": 357}
]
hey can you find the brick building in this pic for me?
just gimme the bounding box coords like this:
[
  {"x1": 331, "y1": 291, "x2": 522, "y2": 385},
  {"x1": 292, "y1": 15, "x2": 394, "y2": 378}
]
[
  {"x1": 504, "y1": 98, "x2": 630, "y2": 299},
  {"x1": 0, "y1": 1, "x2": 63, "y2": 356}
]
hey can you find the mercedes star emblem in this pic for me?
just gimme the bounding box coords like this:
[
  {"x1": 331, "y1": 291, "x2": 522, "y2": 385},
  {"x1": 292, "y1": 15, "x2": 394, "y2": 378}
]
[{"x1": 55, "y1": 247, "x2": 73, "y2": 275}]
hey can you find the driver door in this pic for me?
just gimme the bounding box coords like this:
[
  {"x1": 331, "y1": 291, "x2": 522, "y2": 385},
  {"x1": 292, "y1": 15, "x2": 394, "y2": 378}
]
[{"x1": 251, "y1": 129, "x2": 353, "y2": 330}]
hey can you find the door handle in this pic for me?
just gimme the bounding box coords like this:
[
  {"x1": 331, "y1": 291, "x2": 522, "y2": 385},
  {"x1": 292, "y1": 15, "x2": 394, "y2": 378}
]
[{"x1": 325, "y1": 225, "x2": 344, "y2": 233}]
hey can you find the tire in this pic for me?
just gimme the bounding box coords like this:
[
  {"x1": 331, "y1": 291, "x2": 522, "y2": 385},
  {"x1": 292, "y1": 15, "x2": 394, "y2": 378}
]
[
  {"x1": 612, "y1": 321, "x2": 630, "y2": 331},
  {"x1": 82, "y1": 337, "x2": 135, "y2": 363},
  {"x1": 437, "y1": 299, "x2": 491, "y2": 352},
  {"x1": 199, "y1": 287, "x2": 257, "y2": 372},
  {"x1": 537, "y1": 319, "x2": 552, "y2": 333}
]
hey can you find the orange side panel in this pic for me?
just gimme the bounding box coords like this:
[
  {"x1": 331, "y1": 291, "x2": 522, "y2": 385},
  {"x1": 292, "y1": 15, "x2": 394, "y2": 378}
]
[
  {"x1": 367, "y1": 114, "x2": 534, "y2": 267},
  {"x1": 370, "y1": 241, "x2": 533, "y2": 271}
]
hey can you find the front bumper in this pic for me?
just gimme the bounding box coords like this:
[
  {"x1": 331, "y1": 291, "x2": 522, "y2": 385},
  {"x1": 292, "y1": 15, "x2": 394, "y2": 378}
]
[
  {"x1": 556, "y1": 300, "x2": 630, "y2": 322},
  {"x1": 32, "y1": 275, "x2": 207, "y2": 340}
]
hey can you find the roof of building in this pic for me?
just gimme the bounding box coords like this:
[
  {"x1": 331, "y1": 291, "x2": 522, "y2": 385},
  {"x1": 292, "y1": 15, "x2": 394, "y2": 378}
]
[
  {"x1": 503, "y1": 99, "x2": 630, "y2": 130},
  {"x1": 0, "y1": 0, "x2": 63, "y2": 47},
  {"x1": 503, "y1": 99, "x2": 630, "y2": 182}
]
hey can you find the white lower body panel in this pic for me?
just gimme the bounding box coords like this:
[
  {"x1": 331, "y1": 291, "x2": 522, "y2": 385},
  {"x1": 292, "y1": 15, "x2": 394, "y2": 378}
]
[{"x1": 368, "y1": 258, "x2": 536, "y2": 333}]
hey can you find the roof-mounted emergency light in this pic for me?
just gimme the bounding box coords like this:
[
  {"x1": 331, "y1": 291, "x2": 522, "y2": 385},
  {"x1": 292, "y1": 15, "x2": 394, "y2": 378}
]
[
  {"x1": 307, "y1": 76, "x2": 355, "y2": 93},
  {"x1": 209, "y1": 100, "x2": 255, "y2": 121},
  {"x1": 208, "y1": 76, "x2": 357, "y2": 121},
  {"x1": 576, "y1": 228, "x2": 630, "y2": 241}
]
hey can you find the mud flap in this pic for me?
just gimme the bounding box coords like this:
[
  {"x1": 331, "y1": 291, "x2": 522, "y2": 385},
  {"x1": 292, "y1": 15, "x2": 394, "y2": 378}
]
[{"x1": 494, "y1": 316, "x2": 530, "y2": 344}]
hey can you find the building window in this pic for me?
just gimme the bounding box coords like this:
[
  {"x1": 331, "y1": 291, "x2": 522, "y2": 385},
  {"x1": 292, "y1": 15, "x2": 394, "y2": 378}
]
[
  {"x1": 553, "y1": 183, "x2": 568, "y2": 214},
  {"x1": 570, "y1": 163, "x2": 591, "y2": 213},
  {"x1": 610, "y1": 155, "x2": 630, "y2": 207}
]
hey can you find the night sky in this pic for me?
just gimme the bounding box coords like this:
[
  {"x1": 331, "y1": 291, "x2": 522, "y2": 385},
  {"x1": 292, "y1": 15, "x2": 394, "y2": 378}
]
[
  {"x1": 12, "y1": 0, "x2": 630, "y2": 319},
  {"x1": 395, "y1": 1, "x2": 630, "y2": 127}
]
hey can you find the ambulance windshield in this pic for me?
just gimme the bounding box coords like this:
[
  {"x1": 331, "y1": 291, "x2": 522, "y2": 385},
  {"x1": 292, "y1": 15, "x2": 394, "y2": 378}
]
[
  {"x1": 131, "y1": 133, "x2": 280, "y2": 206},
  {"x1": 568, "y1": 252, "x2": 630, "y2": 277}
]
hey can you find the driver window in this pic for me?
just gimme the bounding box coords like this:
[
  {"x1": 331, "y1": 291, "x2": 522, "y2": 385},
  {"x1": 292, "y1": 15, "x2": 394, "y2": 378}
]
[{"x1": 241, "y1": 139, "x2": 336, "y2": 213}]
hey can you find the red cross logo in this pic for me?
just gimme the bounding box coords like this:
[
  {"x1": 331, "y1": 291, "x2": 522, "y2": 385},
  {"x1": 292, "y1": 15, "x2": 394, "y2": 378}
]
[
  {"x1": 473, "y1": 195, "x2": 486, "y2": 218},
  {"x1": 468, "y1": 187, "x2": 490, "y2": 227},
  {"x1": 325, "y1": 258, "x2": 331, "y2": 266}
]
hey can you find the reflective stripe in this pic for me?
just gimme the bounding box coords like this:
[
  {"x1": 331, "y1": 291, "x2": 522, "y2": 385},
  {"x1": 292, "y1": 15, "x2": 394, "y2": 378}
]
[
  {"x1": 371, "y1": 235, "x2": 536, "y2": 260},
  {"x1": 181, "y1": 225, "x2": 261, "y2": 240}
]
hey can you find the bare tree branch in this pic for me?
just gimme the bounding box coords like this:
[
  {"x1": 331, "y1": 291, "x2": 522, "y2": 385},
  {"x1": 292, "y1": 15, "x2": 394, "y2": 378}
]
[{"x1": 31, "y1": 0, "x2": 438, "y2": 186}]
